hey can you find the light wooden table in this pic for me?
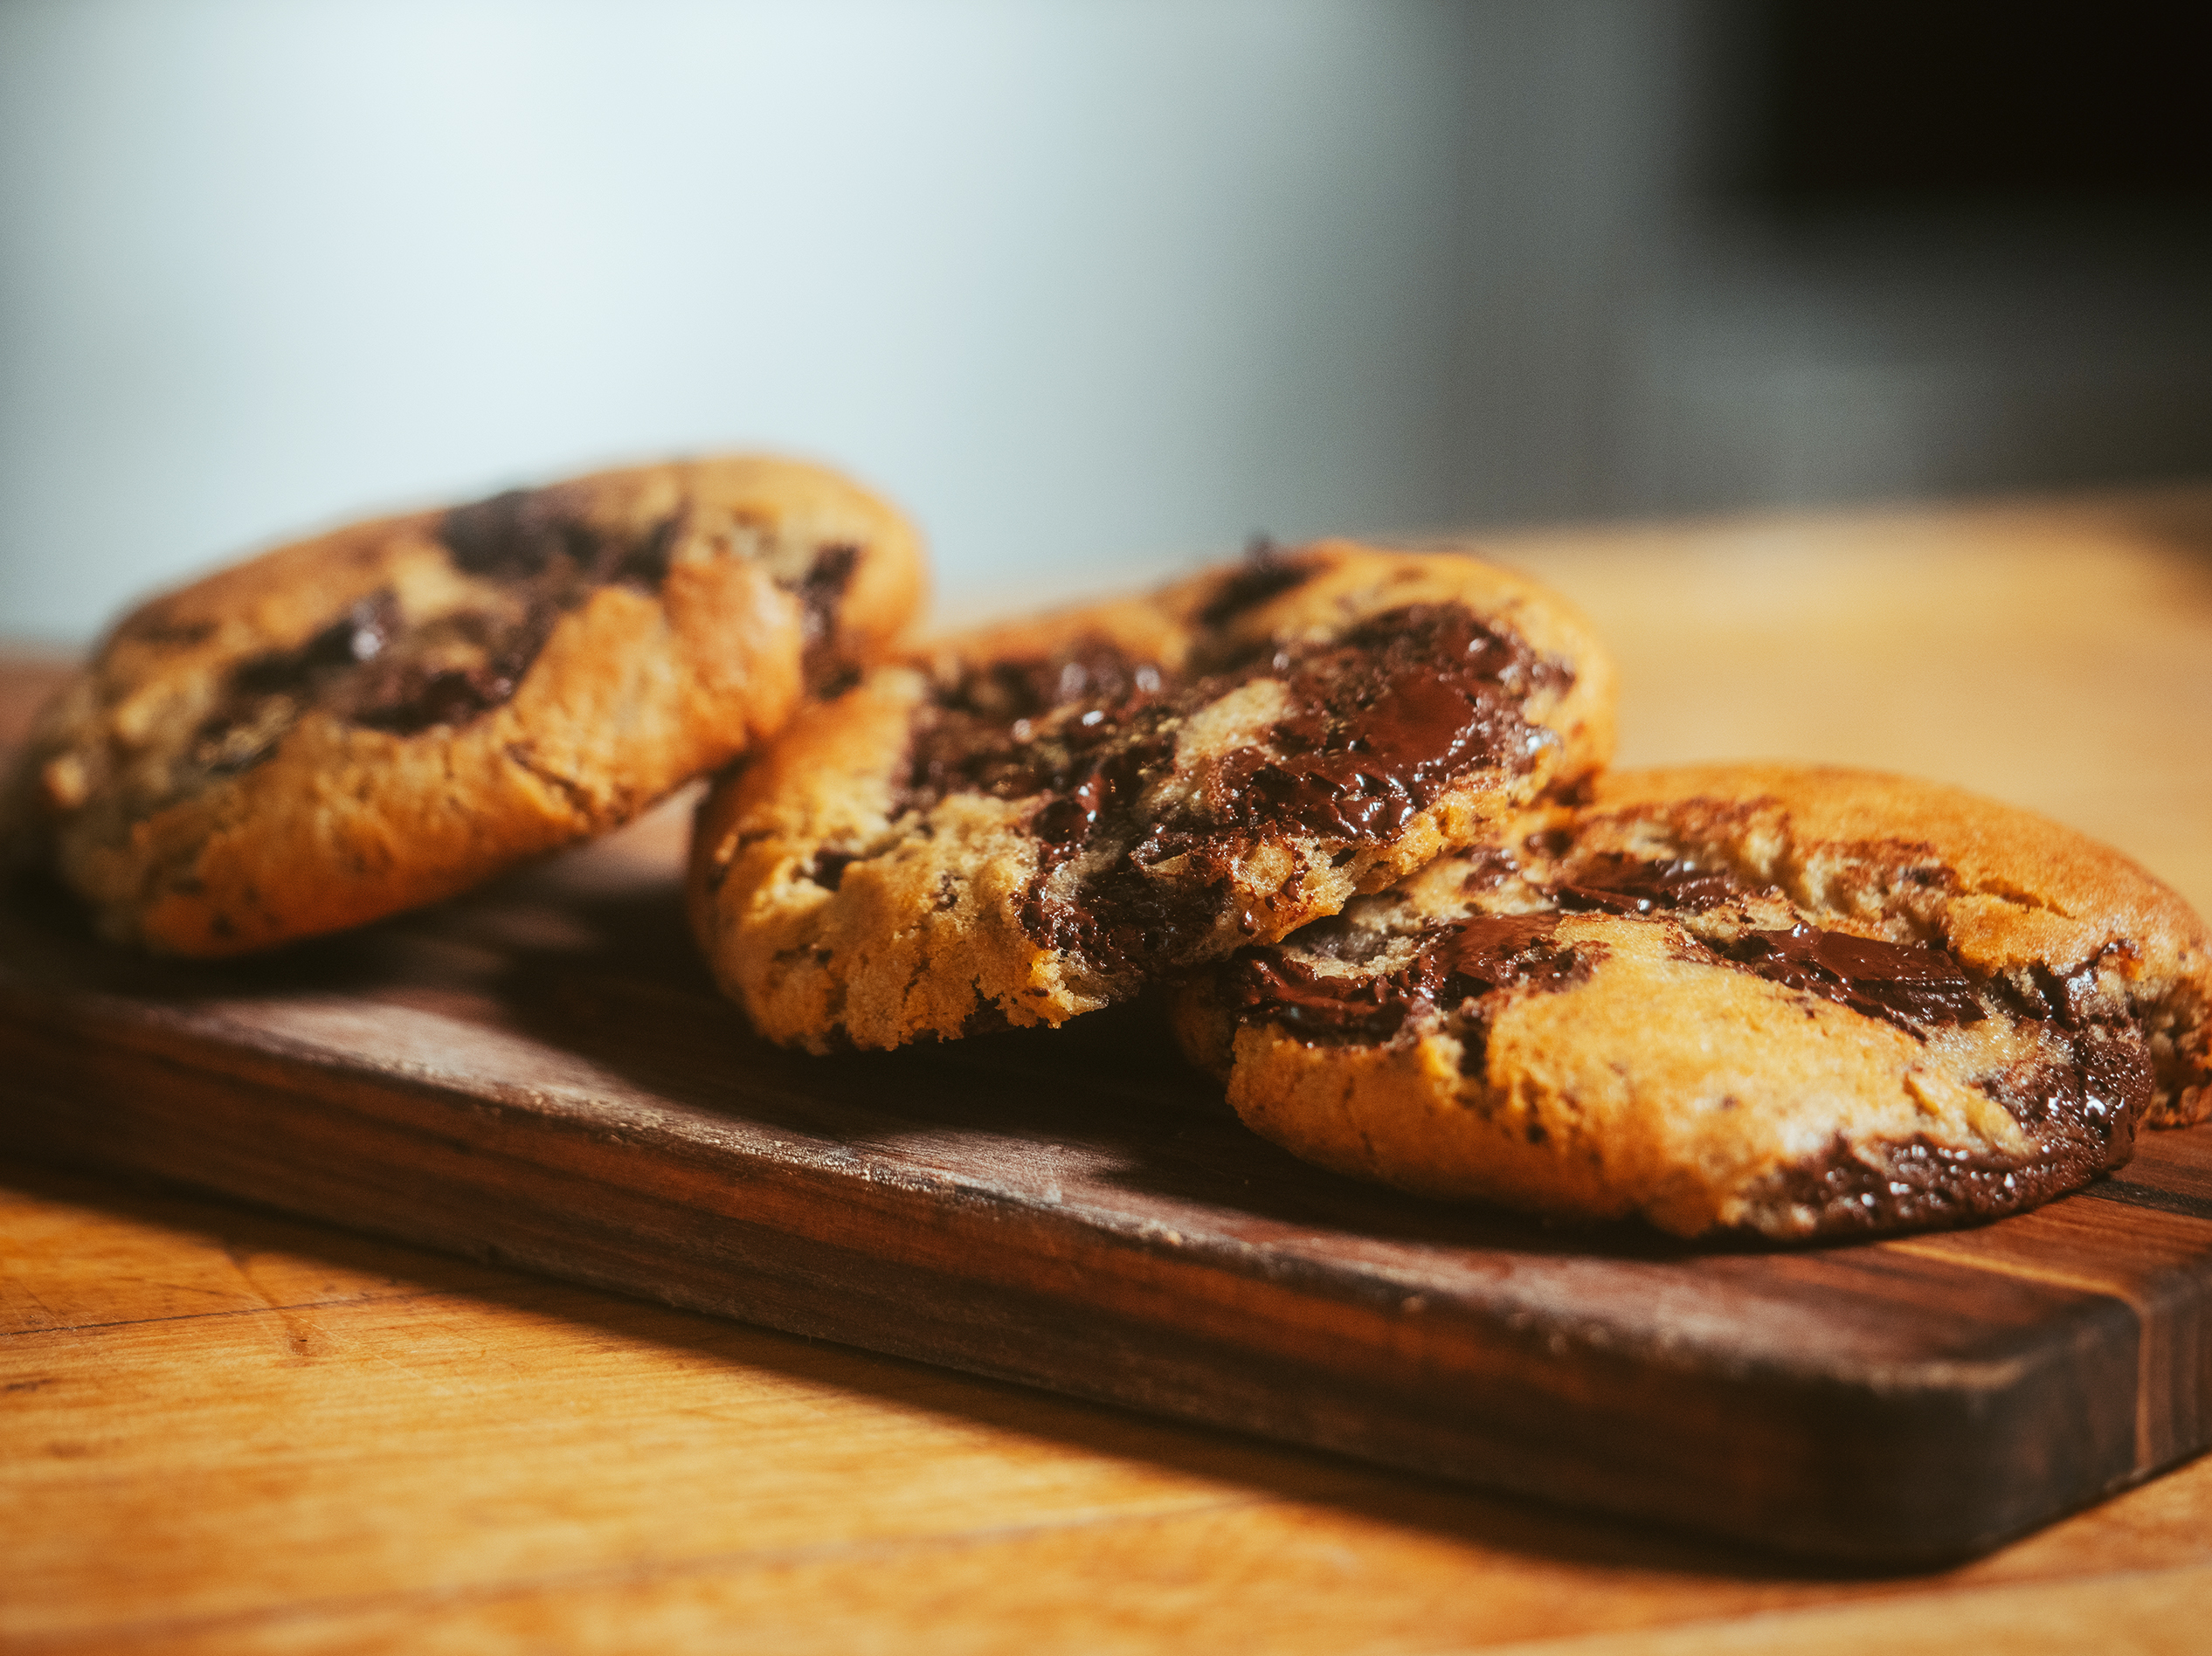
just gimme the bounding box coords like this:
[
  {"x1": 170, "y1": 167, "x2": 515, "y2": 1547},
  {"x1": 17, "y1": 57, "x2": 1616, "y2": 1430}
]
[{"x1": 6, "y1": 490, "x2": 2212, "y2": 1653}]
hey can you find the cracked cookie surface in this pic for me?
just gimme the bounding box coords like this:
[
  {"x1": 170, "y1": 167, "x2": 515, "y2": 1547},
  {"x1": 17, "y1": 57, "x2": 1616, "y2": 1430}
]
[
  {"x1": 10, "y1": 456, "x2": 924, "y2": 954},
  {"x1": 1173, "y1": 763, "x2": 2212, "y2": 1239},
  {"x1": 689, "y1": 542, "x2": 1614, "y2": 1051}
]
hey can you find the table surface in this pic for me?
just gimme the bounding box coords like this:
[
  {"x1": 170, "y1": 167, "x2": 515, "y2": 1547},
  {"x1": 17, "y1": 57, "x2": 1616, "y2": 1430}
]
[{"x1": 6, "y1": 488, "x2": 2212, "y2": 1653}]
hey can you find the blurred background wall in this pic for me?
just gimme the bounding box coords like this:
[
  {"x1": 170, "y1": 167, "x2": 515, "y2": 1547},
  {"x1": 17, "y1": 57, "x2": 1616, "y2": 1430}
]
[{"x1": 3, "y1": 0, "x2": 2207, "y2": 639}]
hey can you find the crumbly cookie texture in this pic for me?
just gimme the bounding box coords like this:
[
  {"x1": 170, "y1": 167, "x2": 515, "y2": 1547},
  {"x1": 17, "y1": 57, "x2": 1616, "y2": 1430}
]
[
  {"x1": 8, "y1": 456, "x2": 925, "y2": 955},
  {"x1": 1173, "y1": 763, "x2": 2212, "y2": 1240},
  {"x1": 690, "y1": 542, "x2": 1615, "y2": 1052}
]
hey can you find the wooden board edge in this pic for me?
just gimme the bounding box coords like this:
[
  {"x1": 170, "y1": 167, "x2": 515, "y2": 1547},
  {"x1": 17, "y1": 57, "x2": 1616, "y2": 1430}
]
[{"x1": 0, "y1": 993, "x2": 2187, "y2": 1564}]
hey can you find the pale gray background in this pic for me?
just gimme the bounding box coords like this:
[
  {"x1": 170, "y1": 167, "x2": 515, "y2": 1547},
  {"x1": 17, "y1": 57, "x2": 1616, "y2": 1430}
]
[{"x1": 4, "y1": 0, "x2": 2209, "y2": 640}]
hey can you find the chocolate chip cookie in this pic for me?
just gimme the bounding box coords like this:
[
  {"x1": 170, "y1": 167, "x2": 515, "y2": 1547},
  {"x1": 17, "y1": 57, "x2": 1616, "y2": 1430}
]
[
  {"x1": 10, "y1": 456, "x2": 924, "y2": 954},
  {"x1": 1174, "y1": 763, "x2": 2212, "y2": 1239},
  {"x1": 689, "y1": 542, "x2": 1614, "y2": 1052}
]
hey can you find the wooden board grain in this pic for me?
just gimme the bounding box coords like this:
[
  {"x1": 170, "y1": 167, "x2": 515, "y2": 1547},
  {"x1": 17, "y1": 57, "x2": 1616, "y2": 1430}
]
[{"x1": 5, "y1": 795, "x2": 2210, "y2": 1567}]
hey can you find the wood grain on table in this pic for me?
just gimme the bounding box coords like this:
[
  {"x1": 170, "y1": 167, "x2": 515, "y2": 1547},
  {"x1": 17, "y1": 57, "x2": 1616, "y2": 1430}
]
[{"x1": 6, "y1": 489, "x2": 2212, "y2": 1653}]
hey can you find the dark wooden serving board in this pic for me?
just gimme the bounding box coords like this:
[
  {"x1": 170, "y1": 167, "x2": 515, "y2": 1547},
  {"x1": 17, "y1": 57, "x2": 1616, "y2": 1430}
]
[{"x1": 4, "y1": 805, "x2": 2210, "y2": 1566}]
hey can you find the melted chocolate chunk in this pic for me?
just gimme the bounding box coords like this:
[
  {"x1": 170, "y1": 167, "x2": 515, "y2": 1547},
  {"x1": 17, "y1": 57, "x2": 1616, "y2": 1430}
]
[
  {"x1": 440, "y1": 486, "x2": 584, "y2": 581},
  {"x1": 1194, "y1": 542, "x2": 1316, "y2": 628},
  {"x1": 2077, "y1": 1023, "x2": 2157, "y2": 1122},
  {"x1": 940, "y1": 639, "x2": 1163, "y2": 728},
  {"x1": 1554, "y1": 852, "x2": 1754, "y2": 914},
  {"x1": 230, "y1": 591, "x2": 399, "y2": 697},
  {"x1": 1718, "y1": 924, "x2": 1986, "y2": 1031},
  {"x1": 1228, "y1": 913, "x2": 1592, "y2": 1045},
  {"x1": 347, "y1": 602, "x2": 561, "y2": 736},
  {"x1": 1017, "y1": 748, "x2": 1218, "y2": 978},
  {"x1": 1752, "y1": 1133, "x2": 2086, "y2": 1235},
  {"x1": 1206, "y1": 605, "x2": 1568, "y2": 841},
  {"x1": 1725, "y1": 930, "x2": 2156, "y2": 1229},
  {"x1": 806, "y1": 849, "x2": 859, "y2": 891},
  {"x1": 791, "y1": 543, "x2": 860, "y2": 687},
  {"x1": 1406, "y1": 914, "x2": 1580, "y2": 1002},
  {"x1": 907, "y1": 638, "x2": 1191, "y2": 976},
  {"x1": 1223, "y1": 842, "x2": 2161, "y2": 1235},
  {"x1": 1039, "y1": 856, "x2": 1231, "y2": 981},
  {"x1": 356, "y1": 669, "x2": 500, "y2": 734},
  {"x1": 195, "y1": 591, "x2": 406, "y2": 769},
  {"x1": 1977, "y1": 950, "x2": 2153, "y2": 1149},
  {"x1": 1456, "y1": 846, "x2": 1524, "y2": 895},
  {"x1": 200, "y1": 589, "x2": 571, "y2": 754},
  {"x1": 907, "y1": 638, "x2": 1170, "y2": 813},
  {"x1": 1232, "y1": 953, "x2": 1410, "y2": 1041},
  {"x1": 909, "y1": 607, "x2": 1562, "y2": 838},
  {"x1": 441, "y1": 486, "x2": 679, "y2": 593}
]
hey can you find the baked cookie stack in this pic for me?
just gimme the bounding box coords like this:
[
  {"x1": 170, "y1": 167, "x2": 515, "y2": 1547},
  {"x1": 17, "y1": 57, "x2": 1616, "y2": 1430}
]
[{"x1": 14, "y1": 460, "x2": 2209, "y2": 1242}]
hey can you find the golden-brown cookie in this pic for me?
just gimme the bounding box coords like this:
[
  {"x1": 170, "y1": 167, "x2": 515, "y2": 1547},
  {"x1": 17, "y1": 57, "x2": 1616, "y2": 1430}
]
[
  {"x1": 10, "y1": 456, "x2": 925, "y2": 955},
  {"x1": 1173, "y1": 763, "x2": 2212, "y2": 1239},
  {"x1": 690, "y1": 542, "x2": 1614, "y2": 1052}
]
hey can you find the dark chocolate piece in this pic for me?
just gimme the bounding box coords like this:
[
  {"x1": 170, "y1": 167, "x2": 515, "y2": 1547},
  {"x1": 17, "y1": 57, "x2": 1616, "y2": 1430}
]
[
  {"x1": 1719, "y1": 924, "x2": 1986, "y2": 1031},
  {"x1": 1228, "y1": 913, "x2": 1591, "y2": 1045},
  {"x1": 1264, "y1": 909, "x2": 1397, "y2": 967},
  {"x1": 1555, "y1": 852, "x2": 1755, "y2": 914},
  {"x1": 441, "y1": 486, "x2": 680, "y2": 594},
  {"x1": 805, "y1": 849, "x2": 859, "y2": 892},
  {"x1": 1749, "y1": 1132, "x2": 2085, "y2": 1235},
  {"x1": 346, "y1": 603, "x2": 559, "y2": 736},
  {"x1": 907, "y1": 606, "x2": 1563, "y2": 839},
  {"x1": 194, "y1": 590, "x2": 405, "y2": 770},
  {"x1": 231, "y1": 591, "x2": 400, "y2": 697},
  {"x1": 440, "y1": 486, "x2": 588, "y2": 582},
  {"x1": 1456, "y1": 846, "x2": 1524, "y2": 896},
  {"x1": 1231, "y1": 952, "x2": 1409, "y2": 1041},
  {"x1": 1032, "y1": 855, "x2": 1232, "y2": 982},
  {"x1": 907, "y1": 638, "x2": 1169, "y2": 813},
  {"x1": 1407, "y1": 914, "x2": 1588, "y2": 1001},
  {"x1": 1205, "y1": 604, "x2": 1567, "y2": 842},
  {"x1": 2075, "y1": 1023, "x2": 2156, "y2": 1125},
  {"x1": 789, "y1": 543, "x2": 860, "y2": 688},
  {"x1": 1193, "y1": 542, "x2": 1316, "y2": 629},
  {"x1": 1979, "y1": 951, "x2": 2155, "y2": 1145}
]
